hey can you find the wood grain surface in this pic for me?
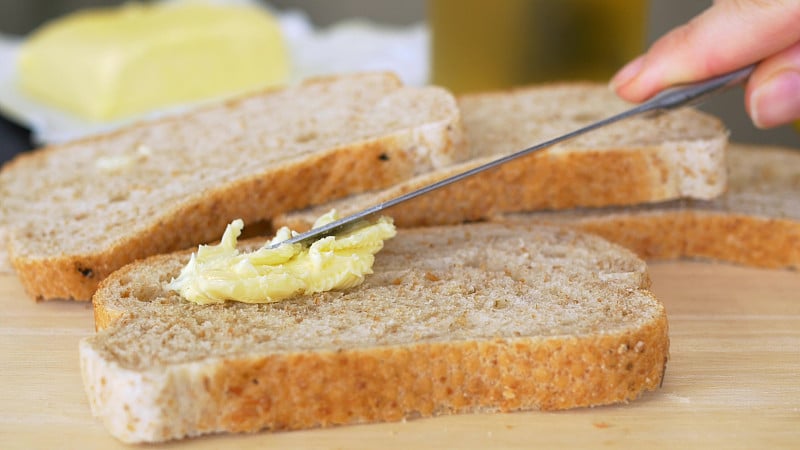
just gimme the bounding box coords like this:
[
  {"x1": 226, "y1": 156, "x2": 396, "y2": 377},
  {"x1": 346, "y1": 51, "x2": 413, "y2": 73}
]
[{"x1": 1, "y1": 261, "x2": 798, "y2": 449}]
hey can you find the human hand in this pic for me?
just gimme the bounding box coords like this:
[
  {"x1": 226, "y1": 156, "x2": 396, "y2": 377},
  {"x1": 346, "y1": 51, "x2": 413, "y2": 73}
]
[{"x1": 610, "y1": 0, "x2": 800, "y2": 129}]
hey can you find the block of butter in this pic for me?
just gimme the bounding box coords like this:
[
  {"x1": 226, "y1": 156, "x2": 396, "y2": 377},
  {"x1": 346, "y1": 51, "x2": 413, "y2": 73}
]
[{"x1": 16, "y1": 1, "x2": 289, "y2": 121}]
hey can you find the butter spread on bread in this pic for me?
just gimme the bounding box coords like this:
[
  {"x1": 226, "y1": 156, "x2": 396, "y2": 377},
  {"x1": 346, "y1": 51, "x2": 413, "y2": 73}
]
[
  {"x1": 17, "y1": 1, "x2": 288, "y2": 120},
  {"x1": 94, "y1": 144, "x2": 153, "y2": 173},
  {"x1": 168, "y1": 211, "x2": 397, "y2": 304}
]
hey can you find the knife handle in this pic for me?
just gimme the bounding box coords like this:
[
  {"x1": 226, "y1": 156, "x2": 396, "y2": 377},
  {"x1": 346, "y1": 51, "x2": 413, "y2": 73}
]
[{"x1": 636, "y1": 65, "x2": 756, "y2": 114}]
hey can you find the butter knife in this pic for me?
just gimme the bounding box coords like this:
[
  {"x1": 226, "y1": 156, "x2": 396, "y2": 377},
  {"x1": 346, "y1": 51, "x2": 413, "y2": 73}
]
[{"x1": 270, "y1": 65, "x2": 755, "y2": 249}]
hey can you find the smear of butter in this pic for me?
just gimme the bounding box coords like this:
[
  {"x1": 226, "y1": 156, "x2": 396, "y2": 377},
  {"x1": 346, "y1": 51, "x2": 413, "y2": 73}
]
[
  {"x1": 168, "y1": 211, "x2": 397, "y2": 305},
  {"x1": 17, "y1": 1, "x2": 288, "y2": 121},
  {"x1": 95, "y1": 144, "x2": 152, "y2": 172}
]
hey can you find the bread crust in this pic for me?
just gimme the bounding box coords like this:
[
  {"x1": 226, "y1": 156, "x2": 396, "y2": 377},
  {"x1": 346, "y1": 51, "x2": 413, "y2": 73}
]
[
  {"x1": 277, "y1": 140, "x2": 726, "y2": 232},
  {"x1": 81, "y1": 318, "x2": 667, "y2": 443},
  {"x1": 525, "y1": 211, "x2": 800, "y2": 269}
]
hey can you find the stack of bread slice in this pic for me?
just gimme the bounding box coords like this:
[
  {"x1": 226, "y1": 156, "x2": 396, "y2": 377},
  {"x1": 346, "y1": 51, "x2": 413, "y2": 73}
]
[
  {"x1": 2, "y1": 72, "x2": 795, "y2": 443},
  {"x1": 497, "y1": 143, "x2": 800, "y2": 269},
  {"x1": 279, "y1": 84, "x2": 798, "y2": 270},
  {"x1": 277, "y1": 83, "x2": 728, "y2": 230}
]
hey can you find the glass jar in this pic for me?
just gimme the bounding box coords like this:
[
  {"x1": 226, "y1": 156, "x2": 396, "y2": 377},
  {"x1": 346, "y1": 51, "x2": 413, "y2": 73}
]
[{"x1": 429, "y1": 0, "x2": 649, "y2": 93}]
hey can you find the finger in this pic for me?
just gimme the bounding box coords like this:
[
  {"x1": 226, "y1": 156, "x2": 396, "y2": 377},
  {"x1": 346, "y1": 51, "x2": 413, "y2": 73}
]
[
  {"x1": 611, "y1": 0, "x2": 800, "y2": 102},
  {"x1": 746, "y1": 41, "x2": 800, "y2": 128}
]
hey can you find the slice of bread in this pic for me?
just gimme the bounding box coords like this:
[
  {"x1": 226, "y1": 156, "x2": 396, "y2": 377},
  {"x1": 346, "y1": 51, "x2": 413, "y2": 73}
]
[
  {"x1": 499, "y1": 144, "x2": 800, "y2": 269},
  {"x1": 275, "y1": 83, "x2": 728, "y2": 231},
  {"x1": 82, "y1": 222, "x2": 668, "y2": 443},
  {"x1": 0, "y1": 72, "x2": 466, "y2": 300}
]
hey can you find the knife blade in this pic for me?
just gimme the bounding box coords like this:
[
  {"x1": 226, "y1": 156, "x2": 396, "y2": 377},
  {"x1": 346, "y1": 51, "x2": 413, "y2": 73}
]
[{"x1": 269, "y1": 65, "x2": 755, "y2": 249}]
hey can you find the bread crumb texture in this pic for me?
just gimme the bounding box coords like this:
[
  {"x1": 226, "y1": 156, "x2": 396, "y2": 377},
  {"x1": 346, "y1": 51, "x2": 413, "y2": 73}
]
[{"x1": 82, "y1": 223, "x2": 668, "y2": 443}]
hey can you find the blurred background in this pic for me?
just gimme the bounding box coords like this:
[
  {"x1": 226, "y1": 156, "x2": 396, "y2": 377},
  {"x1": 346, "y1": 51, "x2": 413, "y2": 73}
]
[{"x1": 0, "y1": 0, "x2": 797, "y2": 164}]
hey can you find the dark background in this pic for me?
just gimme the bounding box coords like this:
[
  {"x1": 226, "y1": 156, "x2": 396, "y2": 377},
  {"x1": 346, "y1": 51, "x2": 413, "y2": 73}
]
[{"x1": 0, "y1": 0, "x2": 797, "y2": 165}]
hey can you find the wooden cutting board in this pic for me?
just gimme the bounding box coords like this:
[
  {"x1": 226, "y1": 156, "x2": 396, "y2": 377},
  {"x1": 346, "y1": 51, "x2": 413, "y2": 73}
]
[{"x1": 1, "y1": 261, "x2": 798, "y2": 449}]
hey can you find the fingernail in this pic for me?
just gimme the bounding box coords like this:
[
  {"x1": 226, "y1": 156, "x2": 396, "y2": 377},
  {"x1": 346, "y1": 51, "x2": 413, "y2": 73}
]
[
  {"x1": 610, "y1": 55, "x2": 645, "y2": 91},
  {"x1": 750, "y1": 70, "x2": 800, "y2": 128}
]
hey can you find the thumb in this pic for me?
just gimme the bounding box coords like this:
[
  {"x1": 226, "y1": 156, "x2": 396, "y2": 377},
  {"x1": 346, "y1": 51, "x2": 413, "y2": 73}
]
[
  {"x1": 611, "y1": 0, "x2": 800, "y2": 102},
  {"x1": 746, "y1": 41, "x2": 800, "y2": 128}
]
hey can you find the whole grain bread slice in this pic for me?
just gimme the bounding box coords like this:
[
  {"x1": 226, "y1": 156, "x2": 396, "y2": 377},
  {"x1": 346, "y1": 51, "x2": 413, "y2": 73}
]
[
  {"x1": 0, "y1": 72, "x2": 466, "y2": 300},
  {"x1": 499, "y1": 143, "x2": 800, "y2": 269},
  {"x1": 275, "y1": 82, "x2": 728, "y2": 231},
  {"x1": 82, "y1": 222, "x2": 668, "y2": 443}
]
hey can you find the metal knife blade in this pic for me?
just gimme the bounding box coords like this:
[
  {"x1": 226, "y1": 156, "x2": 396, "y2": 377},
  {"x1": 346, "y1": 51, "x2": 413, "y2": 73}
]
[{"x1": 269, "y1": 65, "x2": 755, "y2": 249}]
